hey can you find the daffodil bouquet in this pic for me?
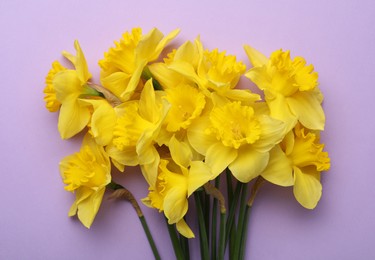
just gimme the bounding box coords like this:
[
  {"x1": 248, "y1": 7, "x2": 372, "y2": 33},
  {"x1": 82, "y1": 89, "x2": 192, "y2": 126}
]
[{"x1": 44, "y1": 28, "x2": 330, "y2": 260}]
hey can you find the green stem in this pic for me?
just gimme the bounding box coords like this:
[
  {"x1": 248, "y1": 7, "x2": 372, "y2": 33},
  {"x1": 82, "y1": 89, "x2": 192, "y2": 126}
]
[
  {"x1": 140, "y1": 216, "x2": 161, "y2": 260},
  {"x1": 194, "y1": 192, "x2": 210, "y2": 260},
  {"x1": 204, "y1": 192, "x2": 210, "y2": 245},
  {"x1": 239, "y1": 205, "x2": 252, "y2": 260},
  {"x1": 226, "y1": 169, "x2": 234, "y2": 205},
  {"x1": 211, "y1": 177, "x2": 220, "y2": 260},
  {"x1": 107, "y1": 181, "x2": 161, "y2": 260},
  {"x1": 166, "y1": 219, "x2": 184, "y2": 260},
  {"x1": 239, "y1": 176, "x2": 265, "y2": 260},
  {"x1": 179, "y1": 233, "x2": 190, "y2": 260},
  {"x1": 225, "y1": 181, "x2": 242, "y2": 248},
  {"x1": 218, "y1": 211, "x2": 226, "y2": 260},
  {"x1": 232, "y1": 182, "x2": 249, "y2": 260}
]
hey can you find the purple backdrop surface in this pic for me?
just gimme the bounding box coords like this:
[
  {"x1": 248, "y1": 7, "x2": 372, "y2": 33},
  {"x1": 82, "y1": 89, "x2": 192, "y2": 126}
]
[{"x1": 1, "y1": 0, "x2": 374, "y2": 259}]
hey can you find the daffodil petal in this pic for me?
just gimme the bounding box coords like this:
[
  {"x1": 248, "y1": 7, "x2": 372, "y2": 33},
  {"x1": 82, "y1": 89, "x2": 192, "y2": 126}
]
[
  {"x1": 261, "y1": 145, "x2": 294, "y2": 186},
  {"x1": 206, "y1": 143, "x2": 237, "y2": 178},
  {"x1": 106, "y1": 144, "x2": 139, "y2": 167},
  {"x1": 293, "y1": 166, "x2": 322, "y2": 209},
  {"x1": 169, "y1": 135, "x2": 193, "y2": 168},
  {"x1": 80, "y1": 99, "x2": 116, "y2": 146},
  {"x1": 187, "y1": 117, "x2": 217, "y2": 155},
  {"x1": 75, "y1": 187, "x2": 106, "y2": 228},
  {"x1": 53, "y1": 70, "x2": 82, "y2": 102},
  {"x1": 101, "y1": 72, "x2": 131, "y2": 101},
  {"x1": 58, "y1": 100, "x2": 90, "y2": 139},
  {"x1": 164, "y1": 187, "x2": 188, "y2": 224},
  {"x1": 140, "y1": 154, "x2": 160, "y2": 187},
  {"x1": 245, "y1": 66, "x2": 270, "y2": 91},
  {"x1": 253, "y1": 115, "x2": 285, "y2": 153},
  {"x1": 287, "y1": 92, "x2": 325, "y2": 130},
  {"x1": 267, "y1": 93, "x2": 297, "y2": 133},
  {"x1": 176, "y1": 219, "x2": 195, "y2": 238},
  {"x1": 121, "y1": 59, "x2": 147, "y2": 101},
  {"x1": 229, "y1": 146, "x2": 269, "y2": 183},
  {"x1": 152, "y1": 28, "x2": 180, "y2": 61},
  {"x1": 187, "y1": 161, "x2": 212, "y2": 197},
  {"x1": 244, "y1": 45, "x2": 269, "y2": 67},
  {"x1": 74, "y1": 40, "x2": 91, "y2": 83}
]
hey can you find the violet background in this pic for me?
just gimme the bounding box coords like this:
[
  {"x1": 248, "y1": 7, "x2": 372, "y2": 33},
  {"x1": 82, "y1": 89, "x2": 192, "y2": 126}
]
[{"x1": 1, "y1": 0, "x2": 374, "y2": 259}]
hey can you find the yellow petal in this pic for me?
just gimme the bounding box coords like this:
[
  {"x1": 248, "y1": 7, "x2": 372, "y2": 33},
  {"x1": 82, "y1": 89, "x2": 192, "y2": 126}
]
[
  {"x1": 75, "y1": 187, "x2": 106, "y2": 228},
  {"x1": 176, "y1": 219, "x2": 195, "y2": 238},
  {"x1": 164, "y1": 187, "x2": 188, "y2": 224},
  {"x1": 140, "y1": 154, "x2": 160, "y2": 187},
  {"x1": 187, "y1": 161, "x2": 212, "y2": 197},
  {"x1": 152, "y1": 28, "x2": 180, "y2": 61},
  {"x1": 187, "y1": 117, "x2": 217, "y2": 155},
  {"x1": 121, "y1": 59, "x2": 147, "y2": 101},
  {"x1": 245, "y1": 66, "x2": 271, "y2": 91},
  {"x1": 206, "y1": 142, "x2": 237, "y2": 178},
  {"x1": 58, "y1": 99, "x2": 90, "y2": 139},
  {"x1": 244, "y1": 45, "x2": 269, "y2": 67},
  {"x1": 293, "y1": 166, "x2": 322, "y2": 209},
  {"x1": 148, "y1": 62, "x2": 184, "y2": 89},
  {"x1": 266, "y1": 92, "x2": 297, "y2": 133},
  {"x1": 100, "y1": 72, "x2": 131, "y2": 102},
  {"x1": 106, "y1": 143, "x2": 139, "y2": 167},
  {"x1": 287, "y1": 92, "x2": 325, "y2": 130},
  {"x1": 138, "y1": 79, "x2": 159, "y2": 123},
  {"x1": 53, "y1": 70, "x2": 82, "y2": 103},
  {"x1": 253, "y1": 115, "x2": 285, "y2": 153},
  {"x1": 229, "y1": 146, "x2": 269, "y2": 183},
  {"x1": 168, "y1": 60, "x2": 201, "y2": 85},
  {"x1": 261, "y1": 145, "x2": 294, "y2": 186},
  {"x1": 169, "y1": 135, "x2": 193, "y2": 168},
  {"x1": 80, "y1": 99, "x2": 116, "y2": 146},
  {"x1": 74, "y1": 40, "x2": 92, "y2": 83}
]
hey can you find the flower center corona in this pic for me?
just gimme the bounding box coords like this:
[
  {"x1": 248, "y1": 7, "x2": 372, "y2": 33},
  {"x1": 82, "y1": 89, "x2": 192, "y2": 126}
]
[{"x1": 209, "y1": 102, "x2": 261, "y2": 149}]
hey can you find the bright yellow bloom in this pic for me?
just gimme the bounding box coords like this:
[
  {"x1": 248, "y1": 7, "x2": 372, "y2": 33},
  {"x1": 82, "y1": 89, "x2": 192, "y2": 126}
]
[
  {"x1": 155, "y1": 82, "x2": 207, "y2": 163},
  {"x1": 106, "y1": 79, "x2": 169, "y2": 186},
  {"x1": 143, "y1": 137, "x2": 212, "y2": 238},
  {"x1": 79, "y1": 99, "x2": 117, "y2": 146},
  {"x1": 99, "y1": 28, "x2": 180, "y2": 102},
  {"x1": 52, "y1": 40, "x2": 101, "y2": 139},
  {"x1": 188, "y1": 100, "x2": 285, "y2": 183},
  {"x1": 150, "y1": 38, "x2": 259, "y2": 102},
  {"x1": 244, "y1": 46, "x2": 325, "y2": 132},
  {"x1": 261, "y1": 124, "x2": 330, "y2": 209},
  {"x1": 60, "y1": 134, "x2": 111, "y2": 228},
  {"x1": 43, "y1": 61, "x2": 66, "y2": 112}
]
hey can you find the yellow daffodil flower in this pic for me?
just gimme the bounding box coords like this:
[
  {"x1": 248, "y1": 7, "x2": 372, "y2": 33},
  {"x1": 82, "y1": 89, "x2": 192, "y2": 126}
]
[
  {"x1": 60, "y1": 134, "x2": 111, "y2": 228},
  {"x1": 99, "y1": 27, "x2": 180, "y2": 102},
  {"x1": 244, "y1": 45, "x2": 325, "y2": 132},
  {"x1": 155, "y1": 82, "x2": 207, "y2": 163},
  {"x1": 106, "y1": 79, "x2": 169, "y2": 186},
  {"x1": 150, "y1": 38, "x2": 259, "y2": 103},
  {"x1": 43, "y1": 61, "x2": 66, "y2": 112},
  {"x1": 261, "y1": 124, "x2": 330, "y2": 209},
  {"x1": 51, "y1": 40, "x2": 104, "y2": 139},
  {"x1": 188, "y1": 99, "x2": 285, "y2": 183},
  {"x1": 143, "y1": 136, "x2": 212, "y2": 238}
]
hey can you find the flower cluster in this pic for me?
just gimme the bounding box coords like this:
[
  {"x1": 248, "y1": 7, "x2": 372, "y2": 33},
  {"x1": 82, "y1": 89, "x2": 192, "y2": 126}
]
[{"x1": 44, "y1": 27, "x2": 330, "y2": 259}]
